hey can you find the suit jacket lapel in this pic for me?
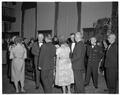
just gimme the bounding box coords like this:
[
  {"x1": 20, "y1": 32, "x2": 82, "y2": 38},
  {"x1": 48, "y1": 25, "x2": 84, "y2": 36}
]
[
  {"x1": 73, "y1": 42, "x2": 78, "y2": 54},
  {"x1": 37, "y1": 41, "x2": 39, "y2": 48}
]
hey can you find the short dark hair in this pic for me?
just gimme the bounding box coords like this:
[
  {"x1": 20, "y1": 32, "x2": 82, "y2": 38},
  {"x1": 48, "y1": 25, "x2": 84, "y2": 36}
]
[
  {"x1": 70, "y1": 33, "x2": 75, "y2": 36},
  {"x1": 45, "y1": 34, "x2": 52, "y2": 40}
]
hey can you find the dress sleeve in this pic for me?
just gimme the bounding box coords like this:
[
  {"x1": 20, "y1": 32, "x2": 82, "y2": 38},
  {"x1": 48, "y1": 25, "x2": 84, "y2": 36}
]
[
  {"x1": 9, "y1": 45, "x2": 12, "y2": 51},
  {"x1": 56, "y1": 48, "x2": 59, "y2": 55},
  {"x1": 10, "y1": 49, "x2": 14, "y2": 59},
  {"x1": 23, "y1": 47, "x2": 27, "y2": 59},
  {"x1": 56, "y1": 48, "x2": 61, "y2": 60},
  {"x1": 68, "y1": 46, "x2": 70, "y2": 53},
  {"x1": 56, "y1": 48, "x2": 60, "y2": 66}
]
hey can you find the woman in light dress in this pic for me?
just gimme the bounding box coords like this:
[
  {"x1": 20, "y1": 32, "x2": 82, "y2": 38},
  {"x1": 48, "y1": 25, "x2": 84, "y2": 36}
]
[
  {"x1": 10, "y1": 36, "x2": 27, "y2": 93},
  {"x1": 55, "y1": 37, "x2": 74, "y2": 93}
]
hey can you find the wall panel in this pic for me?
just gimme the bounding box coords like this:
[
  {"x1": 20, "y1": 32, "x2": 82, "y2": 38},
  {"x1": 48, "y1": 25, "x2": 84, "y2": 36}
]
[
  {"x1": 57, "y1": 2, "x2": 78, "y2": 38},
  {"x1": 23, "y1": 8, "x2": 35, "y2": 39},
  {"x1": 81, "y1": 2, "x2": 112, "y2": 28},
  {"x1": 37, "y1": 2, "x2": 55, "y2": 36}
]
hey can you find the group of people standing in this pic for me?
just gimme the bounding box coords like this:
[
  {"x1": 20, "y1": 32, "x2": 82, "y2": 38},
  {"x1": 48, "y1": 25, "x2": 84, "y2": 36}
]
[
  {"x1": 8, "y1": 30, "x2": 118, "y2": 93},
  {"x1": 31, "y1": 32, "x2": 86, "y2": 93}
]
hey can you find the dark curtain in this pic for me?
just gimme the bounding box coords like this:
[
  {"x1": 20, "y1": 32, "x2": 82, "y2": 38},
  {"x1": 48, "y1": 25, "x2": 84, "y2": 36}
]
[
  {"x1": 54, "y1": 2, "x2": 59, "y2": 37},
  {"x1": 77, "y1": 2, "x2": 81, "y2": 32}
]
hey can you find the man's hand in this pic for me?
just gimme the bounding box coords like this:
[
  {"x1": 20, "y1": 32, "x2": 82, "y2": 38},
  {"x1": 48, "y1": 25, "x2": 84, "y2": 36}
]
[
  {"x1": 99, "y1": 66, "x2": 104, "y2": 73},
  {"x1": 38, "y1": 66, "x2": 41, "y2": 70}
]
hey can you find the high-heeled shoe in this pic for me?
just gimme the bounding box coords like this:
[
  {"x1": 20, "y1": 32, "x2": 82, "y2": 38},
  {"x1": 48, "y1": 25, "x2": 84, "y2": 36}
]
[
  {"x1": 21, "y1": 89, "x2": 26, "y2": 93},
  {"x1": 16, "y1": 90, "x2": 19, "y2": 93},
  {"x1": 68, "y1": 91, "x2": 71, "y2": 94}
]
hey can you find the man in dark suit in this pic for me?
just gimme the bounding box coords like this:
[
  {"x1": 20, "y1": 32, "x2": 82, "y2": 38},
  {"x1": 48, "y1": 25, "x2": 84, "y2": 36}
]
[
  {"x1": 38, "y1": 34, "x2": 56, "y2": 93},
  {"x1": 31, "y1": 33, "x2": 44, "y2": 89},
  {"x1": 84, "y1": 37, "x2": 103, "y2": 89},
  {"x1": 104, "y1": 34, "x2": 118, "y2": 93},
  {"x1": 71, "y1": 32, "x2": 86, "y2": 93}
]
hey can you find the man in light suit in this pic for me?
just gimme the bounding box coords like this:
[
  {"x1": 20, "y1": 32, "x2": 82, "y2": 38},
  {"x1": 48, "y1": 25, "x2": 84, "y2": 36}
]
[
  {"x1": 71, "y1": 32, "x2": 86, "y2": 93},
  {"x1": 31, "y1": 33, "x2": 44, "y2": 89}
]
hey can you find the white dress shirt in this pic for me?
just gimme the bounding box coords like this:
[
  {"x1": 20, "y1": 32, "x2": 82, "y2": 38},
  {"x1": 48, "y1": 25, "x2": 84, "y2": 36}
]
[
  {"x1": 107, "y1": 44, "x2": 111, "y2": 50},
  {"x1": 92, "y1": 45, "x2": 95, "y2": 48},
  {"x1": 71, "y1": 43, "x2": 75, "y2": 52},
  {"x1": 39, "y1": 42, "x2": 43, "y2": 48}
]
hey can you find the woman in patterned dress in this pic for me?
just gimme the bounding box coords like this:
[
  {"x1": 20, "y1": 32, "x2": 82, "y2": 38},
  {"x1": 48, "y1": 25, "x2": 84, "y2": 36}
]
[
  {"x1": 55, "y1": 36, "x2": 74, "y2": 93},
  {"x1": 10, "y1": 36, "x2": 27, "y2": 93}
]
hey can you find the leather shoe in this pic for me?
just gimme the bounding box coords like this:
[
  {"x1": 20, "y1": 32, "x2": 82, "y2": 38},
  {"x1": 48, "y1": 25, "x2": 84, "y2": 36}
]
[
  {"x1": 84, "y1": 83, "x2": 88, "y2": 87},
  {"x1": 35, "y1": 86, "x2": 39, "y2": 89},
  {"x1": 95, "y1": 86, "x2": 98, "y2": 89}
]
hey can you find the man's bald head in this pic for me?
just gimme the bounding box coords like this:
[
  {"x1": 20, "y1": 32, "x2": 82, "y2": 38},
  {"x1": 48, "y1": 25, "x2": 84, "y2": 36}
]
[
  {"x1": 75, "y1": 32, "x2": 83, "y2": 42},
  {"x1": 108, "y1": 33, "x2": 116, "y2": 44},
  {"x1": 90, "y1": 37, "x2": 97, "y2": 45},
  {"x1": 38, "y1": 33, "x2": 44, "y2": 42}
]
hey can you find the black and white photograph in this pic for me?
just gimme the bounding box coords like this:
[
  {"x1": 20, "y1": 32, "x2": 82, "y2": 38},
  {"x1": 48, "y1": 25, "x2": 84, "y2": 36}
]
[{"x1": 1, "y1": 1, "x2": 118, "y2": 94}]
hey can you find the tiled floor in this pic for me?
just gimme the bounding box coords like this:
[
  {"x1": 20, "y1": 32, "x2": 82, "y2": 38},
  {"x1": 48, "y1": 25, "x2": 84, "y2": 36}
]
[{"x1": 2, "y1": 64, "x2": 108, "y2": 94}]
